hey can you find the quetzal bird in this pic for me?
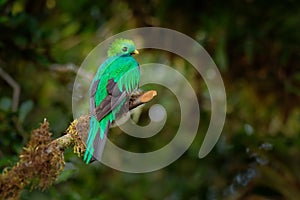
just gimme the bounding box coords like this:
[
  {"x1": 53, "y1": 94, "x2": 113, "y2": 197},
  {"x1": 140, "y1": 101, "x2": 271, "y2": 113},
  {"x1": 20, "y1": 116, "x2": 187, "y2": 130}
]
[{"x1": 84, "y1": 38, "x2": 140, "y2": 164}]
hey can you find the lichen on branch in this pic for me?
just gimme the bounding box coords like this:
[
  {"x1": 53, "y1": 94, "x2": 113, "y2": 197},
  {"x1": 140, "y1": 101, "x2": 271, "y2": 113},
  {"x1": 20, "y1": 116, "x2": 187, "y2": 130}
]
[{"x1": 0, "y1": 120, "x2": 64, "y2": 200}]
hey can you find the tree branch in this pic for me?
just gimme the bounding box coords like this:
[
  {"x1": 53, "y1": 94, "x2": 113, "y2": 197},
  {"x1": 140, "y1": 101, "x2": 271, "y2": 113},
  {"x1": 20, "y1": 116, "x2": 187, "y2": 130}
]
[
  {"x1": 0, "y1": 89, "x2": 157, "y2": 200},
  {"x1": 0, "y1": 67, "x2": 20, "y2": 112}
]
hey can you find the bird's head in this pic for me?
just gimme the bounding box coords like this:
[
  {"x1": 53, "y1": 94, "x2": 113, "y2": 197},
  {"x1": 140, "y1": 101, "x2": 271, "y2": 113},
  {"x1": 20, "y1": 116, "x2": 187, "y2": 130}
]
[{"x1": 107, "y1": 38, "x2": 139, "y2": 57}]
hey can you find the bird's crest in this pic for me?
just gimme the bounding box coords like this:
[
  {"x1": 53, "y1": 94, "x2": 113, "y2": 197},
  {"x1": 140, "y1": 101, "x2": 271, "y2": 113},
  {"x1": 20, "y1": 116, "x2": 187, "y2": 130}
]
[{"x1": 107, "y1": 38, "x2": 136, "y2": 57}]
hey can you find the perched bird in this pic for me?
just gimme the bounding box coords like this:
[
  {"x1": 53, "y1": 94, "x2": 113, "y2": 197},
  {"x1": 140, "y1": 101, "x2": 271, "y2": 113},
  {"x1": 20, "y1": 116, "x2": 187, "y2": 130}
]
[{"x1": 84, "y1": 38, "x2": 140, "y2": 164}]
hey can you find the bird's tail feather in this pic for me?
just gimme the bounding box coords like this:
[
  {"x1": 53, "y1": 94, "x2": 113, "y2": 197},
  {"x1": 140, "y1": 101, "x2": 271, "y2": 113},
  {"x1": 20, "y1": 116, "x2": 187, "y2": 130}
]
[
  {"x1": 84, "y1": 115, "x2": 111, "y2": 164},
  {"x1": 84, "y1": 115, "x2": 98, "y2": 163},
  {"x1": 92, "y1": 120, "x2": 110, "y2": 161}
]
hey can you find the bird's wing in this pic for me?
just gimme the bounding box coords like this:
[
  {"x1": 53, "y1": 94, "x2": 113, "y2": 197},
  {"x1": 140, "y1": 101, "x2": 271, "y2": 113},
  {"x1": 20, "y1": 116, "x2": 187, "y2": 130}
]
[{"x1": 93, "y1": 79, "x2": 127, "y2": 121}]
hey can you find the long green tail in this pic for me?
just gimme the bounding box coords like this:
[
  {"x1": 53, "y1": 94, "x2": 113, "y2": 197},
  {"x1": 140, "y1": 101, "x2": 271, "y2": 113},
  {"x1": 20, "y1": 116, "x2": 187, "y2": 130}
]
[
  {"x1": 84, "y1": 115, "x2": 110, "y2": 164},
  {"x1": 84, "y1": 98, "x2": 127, "y2": 164}
]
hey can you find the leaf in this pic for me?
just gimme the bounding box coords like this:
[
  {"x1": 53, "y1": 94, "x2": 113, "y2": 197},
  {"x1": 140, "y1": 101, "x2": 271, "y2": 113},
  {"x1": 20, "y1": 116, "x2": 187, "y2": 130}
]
[
  {"x1": 0, "y1": 97, "x2": 12, "y2": 111},
  {"x1": 215, "y1": 36, "x2": 228, "y2": 71},
  {"x1": 0, "y1": 0, "x2": 8, "y2": 7},
  {"x1": 18, "y1": 100, "x2": 34, "y2": 122},
  {"x1": 55, "y1": 162, "x2": 78, "y2": 183}
]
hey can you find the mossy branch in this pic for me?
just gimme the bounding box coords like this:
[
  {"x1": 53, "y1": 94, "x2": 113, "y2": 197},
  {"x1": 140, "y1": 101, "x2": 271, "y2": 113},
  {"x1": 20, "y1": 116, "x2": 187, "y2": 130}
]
[{"x1": 0, "y1": 90, "x2": 157, "y2": 200}]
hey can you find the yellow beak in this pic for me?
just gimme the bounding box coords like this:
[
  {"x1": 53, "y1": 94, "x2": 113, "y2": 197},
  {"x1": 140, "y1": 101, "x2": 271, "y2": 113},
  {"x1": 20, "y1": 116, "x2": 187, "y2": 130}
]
[{"x1": 133, "y1": 49, "x2": 139, "y2": 54}]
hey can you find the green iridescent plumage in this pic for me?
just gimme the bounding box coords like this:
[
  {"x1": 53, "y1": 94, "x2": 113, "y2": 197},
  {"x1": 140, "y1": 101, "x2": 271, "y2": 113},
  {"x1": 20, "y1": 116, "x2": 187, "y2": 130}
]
[{"x1": 84, "y1": 38, "x2": 140, "y2": 164}]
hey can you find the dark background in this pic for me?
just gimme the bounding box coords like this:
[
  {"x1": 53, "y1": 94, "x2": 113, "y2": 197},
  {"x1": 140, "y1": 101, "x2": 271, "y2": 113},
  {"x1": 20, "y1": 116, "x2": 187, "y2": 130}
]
[{"x1": 0, "y1": 0, "x2": 300, "y2": 199}]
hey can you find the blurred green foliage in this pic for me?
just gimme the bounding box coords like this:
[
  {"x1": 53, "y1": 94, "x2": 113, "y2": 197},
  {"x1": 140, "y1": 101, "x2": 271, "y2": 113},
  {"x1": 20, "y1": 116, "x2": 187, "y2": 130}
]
[{"x1": 1, "y1": 0, "x2": 300, "y2": 199}]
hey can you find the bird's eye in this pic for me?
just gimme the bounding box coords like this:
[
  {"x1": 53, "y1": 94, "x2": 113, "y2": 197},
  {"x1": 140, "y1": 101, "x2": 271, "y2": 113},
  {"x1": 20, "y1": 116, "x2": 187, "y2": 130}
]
[{"x1": 122, "y1": 47, "x2": 128, "y2": 52}]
